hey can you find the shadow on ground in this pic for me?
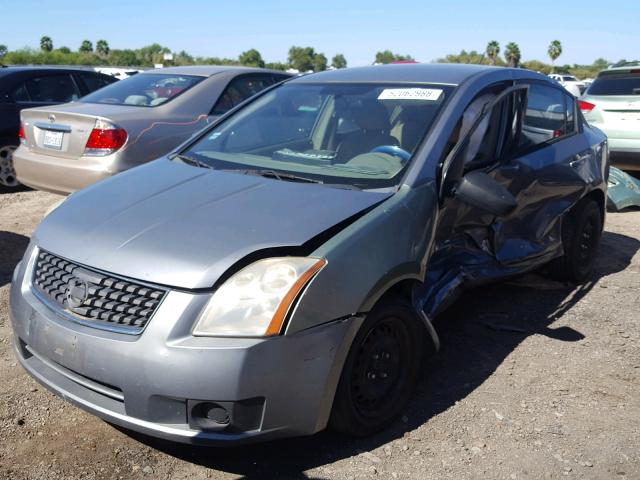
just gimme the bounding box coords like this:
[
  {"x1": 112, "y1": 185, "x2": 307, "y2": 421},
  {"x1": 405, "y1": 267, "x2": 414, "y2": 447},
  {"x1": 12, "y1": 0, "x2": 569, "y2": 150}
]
[
  {"x1": 117, "y1": 231, "x2": 640, "y2": 479},
  {"x1": 0, "y1": 231, "x2": 30, "y2": 288}
]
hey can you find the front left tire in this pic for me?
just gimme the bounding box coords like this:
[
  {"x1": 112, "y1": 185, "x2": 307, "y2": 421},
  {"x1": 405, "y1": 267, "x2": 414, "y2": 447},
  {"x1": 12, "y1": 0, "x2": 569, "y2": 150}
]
[{"x1": 330, "y1": 296, "x2": 425, "y2": 437}]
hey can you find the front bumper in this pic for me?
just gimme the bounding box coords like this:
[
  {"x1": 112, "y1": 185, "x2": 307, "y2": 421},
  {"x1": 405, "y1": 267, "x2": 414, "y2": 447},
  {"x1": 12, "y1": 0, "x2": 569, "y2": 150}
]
[
  {"x1": 9, "y1": 247, "x2": 362, "y2": 445},
  {"x1": 13, "y1": 146, "x2": 118, "y2": 195}
]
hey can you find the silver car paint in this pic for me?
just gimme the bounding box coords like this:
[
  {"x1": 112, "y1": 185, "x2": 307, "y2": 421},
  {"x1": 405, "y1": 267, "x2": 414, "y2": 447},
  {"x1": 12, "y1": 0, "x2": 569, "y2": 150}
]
[
  {"x1": 33, "y1": 159, "x2": 389, "y2": 289},
  {"x1": 10, "y1": 64, "x2": 608, "y2": 444}
]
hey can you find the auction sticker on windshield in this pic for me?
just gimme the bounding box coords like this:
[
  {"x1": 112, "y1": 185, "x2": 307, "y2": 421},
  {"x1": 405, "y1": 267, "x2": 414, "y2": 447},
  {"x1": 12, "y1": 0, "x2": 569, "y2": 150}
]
[{"x1": 378, "y1": 88, "x2": 443, "y2": 101}]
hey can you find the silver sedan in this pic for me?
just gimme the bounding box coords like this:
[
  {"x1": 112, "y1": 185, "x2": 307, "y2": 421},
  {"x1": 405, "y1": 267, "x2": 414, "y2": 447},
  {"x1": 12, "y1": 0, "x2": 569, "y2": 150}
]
[{"x1": 14, "y1": 66, "x2": 291, "y2": 194}]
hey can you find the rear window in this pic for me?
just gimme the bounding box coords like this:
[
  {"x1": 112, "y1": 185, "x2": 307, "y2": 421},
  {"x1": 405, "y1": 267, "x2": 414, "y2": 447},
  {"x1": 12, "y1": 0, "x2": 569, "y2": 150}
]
[
  {"x1": 80, "y1": 73, "x2": 203, "y2": 107},
  {"x1": 587, "y1": 75, "x2": 640, "y2": 96},
  {"x1": 562, "y1": 76, "x2": 576, "y2": 81}
]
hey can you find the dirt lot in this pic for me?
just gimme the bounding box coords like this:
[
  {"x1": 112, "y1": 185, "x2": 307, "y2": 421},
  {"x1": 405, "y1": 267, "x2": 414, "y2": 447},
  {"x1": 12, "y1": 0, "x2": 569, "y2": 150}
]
[{"x1": 1, "y1": 189, "x2": 639, "y2": 480}]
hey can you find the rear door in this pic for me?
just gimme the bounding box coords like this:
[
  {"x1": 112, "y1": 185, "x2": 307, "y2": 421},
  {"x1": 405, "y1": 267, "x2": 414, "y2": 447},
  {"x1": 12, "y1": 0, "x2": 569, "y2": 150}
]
[{"x1": 491, "y1": 81, "x2": 593, "y2": 266}]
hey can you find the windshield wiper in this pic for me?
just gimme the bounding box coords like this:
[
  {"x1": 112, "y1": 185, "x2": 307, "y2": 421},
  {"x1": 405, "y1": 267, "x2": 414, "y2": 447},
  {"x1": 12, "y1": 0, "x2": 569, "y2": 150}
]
[
  {"x1": 241, "y1": 169, "x2": 324, "y2": 184},
  {"x1": 170, "y1": 153, "x2": 212, "y2": 169}
]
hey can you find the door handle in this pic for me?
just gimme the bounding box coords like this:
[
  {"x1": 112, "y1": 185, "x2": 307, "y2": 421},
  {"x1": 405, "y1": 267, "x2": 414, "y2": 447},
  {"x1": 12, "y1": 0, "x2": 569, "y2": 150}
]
[{"x1": 570, "y1": 153, "x2": 590, "y2": 168}]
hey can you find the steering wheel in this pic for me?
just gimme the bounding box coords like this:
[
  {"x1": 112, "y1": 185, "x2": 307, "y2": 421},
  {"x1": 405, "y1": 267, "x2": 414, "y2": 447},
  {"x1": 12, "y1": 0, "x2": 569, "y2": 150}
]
[{"x1": 370, "y1": 145, "x2": 411, "y2": 163}]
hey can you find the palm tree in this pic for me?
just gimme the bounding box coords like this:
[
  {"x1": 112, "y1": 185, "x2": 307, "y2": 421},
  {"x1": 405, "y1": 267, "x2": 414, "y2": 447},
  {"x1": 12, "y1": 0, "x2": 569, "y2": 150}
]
[
  {"x1": 486, "y1": 41, "x2": 500, "y2": 65},
  {"x1": 504, "y1": 42, "x2": 521, "y2": 68},
  {"x1": 96, "y1": 40, "x2": 110, "y2": 57},
  {"x1": 79, "y1": 40, "x2": 93, "y2": 53},
  {"x1": 40, "y1": 36, "x2": 53, "y2": 52},
  {"x1": 547, "y1": 40, "x2": 562, "y2": 72}
]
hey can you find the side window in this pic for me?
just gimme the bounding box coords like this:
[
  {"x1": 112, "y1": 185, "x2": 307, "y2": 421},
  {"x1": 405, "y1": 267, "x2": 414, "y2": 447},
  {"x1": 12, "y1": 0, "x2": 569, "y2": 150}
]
[
  {"x1": 518, "y1": 83, "x2": 566, "y2": 150},
  {"x1": 565, "y1": 92, "x2": 576, "y2": 133},
  {"x1": 79, "y1": 73, "x2": 116, "y2": 93},
  {"x1": 445, "y1": 90, "x2": 514, "y2": 170},
  {"x1": 10, "y1": 83, "x2": 30, "y2": 102},
  {"x1": 211, "y1": 75, "x2": 274, "y2": 115},
  {"x1": 25, "y1": 74, "x2": 79, "y2": 103}
]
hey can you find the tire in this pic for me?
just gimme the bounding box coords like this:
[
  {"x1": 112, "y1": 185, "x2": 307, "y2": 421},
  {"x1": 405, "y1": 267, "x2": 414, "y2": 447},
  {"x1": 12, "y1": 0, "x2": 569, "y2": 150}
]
[
  {"x1": 548, "y1": 198, "x2": 603, "y2": 283},
  {"x1": 329, "y1": 296, "x2": 425, "y2": 436},
  {"x1": 0, "y1": 141, "x2": 21, "y2": 192}
]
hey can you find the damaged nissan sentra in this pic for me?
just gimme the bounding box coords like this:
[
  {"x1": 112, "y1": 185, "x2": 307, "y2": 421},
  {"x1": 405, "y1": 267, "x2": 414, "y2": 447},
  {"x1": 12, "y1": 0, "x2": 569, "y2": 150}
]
[{"x1": 10, "y1": 64, "x2": 608, "y2": 445}]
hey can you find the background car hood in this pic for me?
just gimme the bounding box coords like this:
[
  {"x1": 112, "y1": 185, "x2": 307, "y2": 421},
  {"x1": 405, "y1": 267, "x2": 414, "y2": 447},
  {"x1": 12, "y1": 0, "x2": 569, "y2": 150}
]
[{"x1": 34, "y1": 159, "x2": 391, "y2": 289}]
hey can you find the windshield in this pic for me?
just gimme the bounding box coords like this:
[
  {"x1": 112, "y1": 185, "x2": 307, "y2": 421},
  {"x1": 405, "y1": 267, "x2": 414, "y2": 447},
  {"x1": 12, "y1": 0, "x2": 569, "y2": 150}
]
[
  {"x1": 80, "y1": 73, "x2": 203, "y2": 107},
  {"x1": 562, "y1": 76, "x2": 577, "y2": 82},
  {"x1": 587, "y1": 74, "x2": 640, "y2": 96},
  {"x1": 179, "y1": 82, "x2": 453, "y2": 189}
]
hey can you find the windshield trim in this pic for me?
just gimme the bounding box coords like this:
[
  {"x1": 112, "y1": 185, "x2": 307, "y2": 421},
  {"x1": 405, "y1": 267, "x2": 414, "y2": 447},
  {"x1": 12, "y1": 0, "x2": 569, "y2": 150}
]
[
  {"x1": 80, "y1": 73, "x2": 205, "y2": 108},
  {"x1": 175, "y1": 81, "x2": 456, "y2": 189}
]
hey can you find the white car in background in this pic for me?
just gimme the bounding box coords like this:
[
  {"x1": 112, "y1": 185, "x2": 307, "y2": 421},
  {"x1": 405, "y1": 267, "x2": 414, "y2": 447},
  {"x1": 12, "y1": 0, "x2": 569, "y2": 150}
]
[
  {"x1": 94, "y1": 67, "x2": 146, "y2": 80},
  {"x1": 548, "y1": 74, "x2": 585, "y2": 97}
]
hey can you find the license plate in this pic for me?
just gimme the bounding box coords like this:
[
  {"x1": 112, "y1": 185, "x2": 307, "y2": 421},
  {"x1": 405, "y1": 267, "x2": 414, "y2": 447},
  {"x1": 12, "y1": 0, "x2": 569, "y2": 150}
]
[{"x1": 43, "y1": 130, "x2": 63, "y2": 150}]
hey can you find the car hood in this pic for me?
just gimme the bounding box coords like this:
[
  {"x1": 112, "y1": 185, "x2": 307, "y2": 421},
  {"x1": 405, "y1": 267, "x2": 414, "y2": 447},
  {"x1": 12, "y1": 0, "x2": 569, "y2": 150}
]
[{"x1": 34, "y1": 159, "x2": 391, "y2": 289}]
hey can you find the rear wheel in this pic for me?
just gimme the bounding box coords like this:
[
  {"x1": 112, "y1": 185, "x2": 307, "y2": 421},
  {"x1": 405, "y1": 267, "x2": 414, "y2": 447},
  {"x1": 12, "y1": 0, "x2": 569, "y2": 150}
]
[
  {"x1": 330, "y1": 296, "x2": 424, "y2": 436},
  {"x1": 0, "y1": 143, "x2": 21, "y2": 191},
  {"x1": 548, "y1": 198, "x2": 603, "y2": 283}
]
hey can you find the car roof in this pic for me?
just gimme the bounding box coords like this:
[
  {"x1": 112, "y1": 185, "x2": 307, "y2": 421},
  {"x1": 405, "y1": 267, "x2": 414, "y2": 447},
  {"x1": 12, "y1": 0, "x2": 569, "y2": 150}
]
[
  {"x1": 599, "y1": 64, "x2": 640, "y2": 76},
  {"x1": 0, "y1": 65, "x2": 103, "y2": 78},
  {"x1": 291, "y1": 63, "x2": 505, "y2": 86},
  {"x1": 139, "y1": 65, "x2": 291, "y2": 77}
]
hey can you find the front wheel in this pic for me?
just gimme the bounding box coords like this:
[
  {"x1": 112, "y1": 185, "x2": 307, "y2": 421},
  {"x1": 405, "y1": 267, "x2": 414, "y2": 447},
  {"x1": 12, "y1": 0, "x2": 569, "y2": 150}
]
[
  {"x1": 330, "y1": 296, "x2": 424, "y2": 436},
  {"x1": 548, "y1": 198, "x2": 603, "y2": 283}
]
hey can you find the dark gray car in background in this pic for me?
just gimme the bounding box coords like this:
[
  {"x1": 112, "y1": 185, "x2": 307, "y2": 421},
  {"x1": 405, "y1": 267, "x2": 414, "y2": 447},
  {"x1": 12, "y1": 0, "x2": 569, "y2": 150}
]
[
  {"x1": 14, "y1": 66, "x2": 291, "y2": 194},
  {"x1": 10, "y1": 64, "x2": 607, "y2": 445}
]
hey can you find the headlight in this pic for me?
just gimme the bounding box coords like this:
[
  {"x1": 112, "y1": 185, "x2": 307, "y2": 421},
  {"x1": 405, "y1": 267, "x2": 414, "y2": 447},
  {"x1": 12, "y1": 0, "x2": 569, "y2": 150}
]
[{"x1": 192, "y1": 257, "x2": 327, "y2": 337}]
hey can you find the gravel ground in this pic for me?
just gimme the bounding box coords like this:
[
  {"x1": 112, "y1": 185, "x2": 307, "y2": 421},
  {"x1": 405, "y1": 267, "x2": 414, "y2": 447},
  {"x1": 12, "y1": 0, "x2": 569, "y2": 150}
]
[{"x1": 1, "y1": 189, "x2": 639, "y2": 480}]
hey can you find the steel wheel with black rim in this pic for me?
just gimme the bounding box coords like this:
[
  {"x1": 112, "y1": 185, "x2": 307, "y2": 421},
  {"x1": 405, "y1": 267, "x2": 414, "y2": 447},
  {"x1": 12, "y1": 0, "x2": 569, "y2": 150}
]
[
  {"x1": 549, "y1": 198, "x2": 603, "y2": 283},
  {"x1": 330, "y1": 296, "x2": 424, "y2": 436},
  {"x1": 0, "y1": 143, "x2": 21, "y2": 191}
]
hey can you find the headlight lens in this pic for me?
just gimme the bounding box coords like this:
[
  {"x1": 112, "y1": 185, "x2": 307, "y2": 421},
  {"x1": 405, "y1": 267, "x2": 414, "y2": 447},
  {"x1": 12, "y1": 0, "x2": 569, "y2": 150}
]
[{"x1": 192, "y1": 257, "x2": 326, "y2": 337}]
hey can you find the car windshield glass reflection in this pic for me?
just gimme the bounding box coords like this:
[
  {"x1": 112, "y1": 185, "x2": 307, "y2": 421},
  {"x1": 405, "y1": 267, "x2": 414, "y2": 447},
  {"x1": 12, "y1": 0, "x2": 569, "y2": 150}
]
[{"x1": 180, "y1": 83, "x2": 454, "y2": 189}]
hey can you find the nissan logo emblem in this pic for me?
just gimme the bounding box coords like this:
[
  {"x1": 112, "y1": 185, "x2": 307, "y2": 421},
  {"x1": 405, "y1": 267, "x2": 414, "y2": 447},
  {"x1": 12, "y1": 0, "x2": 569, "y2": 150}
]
[
  {"x1": 48, "y1": 114, "x2": 56, "y2": 123},
  {"x1": 65, "y1": 278, "x2": 88, "y2": 309}
]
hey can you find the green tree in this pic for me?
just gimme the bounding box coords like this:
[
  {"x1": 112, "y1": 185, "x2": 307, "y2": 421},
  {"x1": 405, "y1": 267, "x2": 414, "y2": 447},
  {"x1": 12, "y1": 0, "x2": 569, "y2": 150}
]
[
  {"x1": 331, "y1": 53, "x2": 347, "y2": 69},
  {"x1": 265, "y1": 61, "x2": 288, "y2": 71},
  {"x1": 57, "y1": 46, "x2": 71, "y2": 54},
  {"x1": 504, "y1": 42, "x2": 521, "y2": 67},
  {"x1": 96, "y1": 39, "x2": 110, "y2": 57},
  {"x1": 436, "y1": 49, "x2": 489, "y2": 65},
  {"x1": 288, "y1": 46, "x2": 316, "y2": 72},
  {"x1": 109, "y1": 49, "x2": 139, "y2": 66},
  {"x1": 79, "y1": 40, "x2": 93, "y2": 53},
  {"x1": 0, "y1": 44, "x2": 7, "y2": 58},
  {"x1": 486, "y1": 41, "x2": 500, "y2": 65},
  {"x1": 40, "y1": 36, "x2": 53, "y2": 52},
  {"x1": 374, "y1": 50, "x2": 414, "y2": 64},
  {"x1": 547, "y1": 40, "x2": 562, "y2": 72},
  {"x1": 136, "y1": 43, "x2": 170, "y2": 66},
  {"x1": 239, "y1": 48, "x2": 265, "y2": 68},
  {"x1": 313, "y1": 53, "x2": 327, "y2": 72}
]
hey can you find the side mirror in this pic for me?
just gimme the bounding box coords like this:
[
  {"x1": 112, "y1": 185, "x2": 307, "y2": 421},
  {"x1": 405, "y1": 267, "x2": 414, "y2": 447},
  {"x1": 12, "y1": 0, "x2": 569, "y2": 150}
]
[{"x1": 454, "y1": 170, "x2": 517, "y2": 216}]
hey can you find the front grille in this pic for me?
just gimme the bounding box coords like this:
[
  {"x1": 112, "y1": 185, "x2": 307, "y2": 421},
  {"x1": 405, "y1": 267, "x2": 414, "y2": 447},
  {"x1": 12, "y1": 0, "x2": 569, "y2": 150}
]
[{"x1": 33, "y1": 250, "x2": 166, "y2": 333}]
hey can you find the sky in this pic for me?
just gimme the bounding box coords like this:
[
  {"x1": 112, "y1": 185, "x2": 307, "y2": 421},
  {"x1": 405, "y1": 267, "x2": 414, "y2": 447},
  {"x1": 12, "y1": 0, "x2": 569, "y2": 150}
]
[{"x1": 1, "y1": 0, "x2": 637, "y2": 66}]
